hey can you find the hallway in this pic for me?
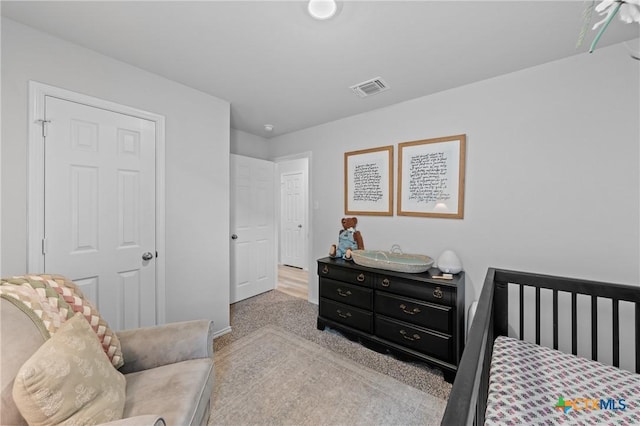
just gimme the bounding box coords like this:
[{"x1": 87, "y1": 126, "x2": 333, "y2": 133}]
[{"x1": 276, "y1": 265, "x2": 308, "y2": 300}]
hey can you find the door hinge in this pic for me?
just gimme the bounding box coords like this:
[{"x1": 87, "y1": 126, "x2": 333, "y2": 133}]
[
  {"x1": 35, "y1": 119, "x2": 51, "y2": 137},
  {"x1": 41, "y1": 238, "x2": 48, "y2": 255}
]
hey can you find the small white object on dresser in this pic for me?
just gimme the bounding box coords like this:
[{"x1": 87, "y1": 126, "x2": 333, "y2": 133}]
[{"x1": 437, "y1": 250, "x2": 463, "y2": 274}]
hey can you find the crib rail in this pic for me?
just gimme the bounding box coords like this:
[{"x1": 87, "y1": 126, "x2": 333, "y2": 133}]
[
  {"x1": 441, "y1": 268, "x2": 640, "y2": 426},
  {"x1": 494, "y1": 269, "x2": 640, "y2": 372},
  {"x1": 441, "y1": 269, "x2": 496, "y2": 426}
]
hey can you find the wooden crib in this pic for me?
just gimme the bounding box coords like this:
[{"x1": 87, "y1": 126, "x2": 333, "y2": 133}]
[{"x1": 441, "y1": 268, "x2": 640, "y2": 425}]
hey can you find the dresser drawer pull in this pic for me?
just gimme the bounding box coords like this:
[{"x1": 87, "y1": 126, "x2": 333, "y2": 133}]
[
  {"x1": 433, "y1": 287, "x2": 443, "y2": 299},
  {"x1": 336, "y1": 309, "x2": 352, "y2": 319},
  {"x1": 356, "y1": 273, "x2": 365, "y2": 282},
  {"x1": 337, "y1": 288, "x2": 352, "y2": 297},
  {"x1": 399, "y1": 304, "x2": 421, "y2": 315},
  {"x1": 322, "y1": 265, "x2": 329, "y2": 274},
  {"x1": 381, "y1": 278, "x2": 390, "y2": 287},
  {"x1": 399, "y1": 330, "x2": 421, "y2": 341}
]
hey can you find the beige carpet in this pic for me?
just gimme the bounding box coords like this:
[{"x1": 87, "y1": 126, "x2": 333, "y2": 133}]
[
  {"x1": 214, "y1": 290, "x2": 452, "y2": 400},
  {"x1": 210, "y1": 325, "x2": 446, "y2": 426}
]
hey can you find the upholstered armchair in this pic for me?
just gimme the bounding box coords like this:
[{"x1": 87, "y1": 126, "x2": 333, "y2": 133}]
[{"x1": 0, "y1": 276, "x2": 214, "y2": 426}]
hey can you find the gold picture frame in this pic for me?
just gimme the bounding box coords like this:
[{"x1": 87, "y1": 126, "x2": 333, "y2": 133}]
[
  {"x1": 344, "y1": 145, "x2": 393, "y2": 216},
  {"x1": 397, "y1": 134, "x2": 466, "y2": 219}
]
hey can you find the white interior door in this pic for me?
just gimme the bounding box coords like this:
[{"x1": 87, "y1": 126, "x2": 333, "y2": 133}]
[
  {"x1": 44, "y1": 96, "x2": 157, "y2": 330},
  {"x1": 280, "y1": 171, "x2": 306, "y2": 268},
  {"x1": 230, "y1": 154, "x2": 276, "y2": 303}
]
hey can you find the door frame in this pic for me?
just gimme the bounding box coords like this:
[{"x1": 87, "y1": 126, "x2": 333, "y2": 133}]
[
  {"x1": 27, "y1": 81, "x2": 167, "y2": 324},
  {"x1": 274, "y1": 152, "x2": 312, "y2": 299}
]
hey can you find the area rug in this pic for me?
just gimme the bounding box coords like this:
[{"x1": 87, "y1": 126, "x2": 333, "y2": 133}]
[{"x1": 210, "y1": 325, "x2": 447, "y2": 425}]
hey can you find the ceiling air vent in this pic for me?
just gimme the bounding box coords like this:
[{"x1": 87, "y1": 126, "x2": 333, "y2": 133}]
[{"x1": 350, "y1": 77, "x2": 389, "y2": 98}]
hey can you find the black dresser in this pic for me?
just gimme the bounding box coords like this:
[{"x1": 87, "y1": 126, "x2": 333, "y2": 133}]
[{"x1": 317, "y1": 256, "x2": 465, "y2": 382}]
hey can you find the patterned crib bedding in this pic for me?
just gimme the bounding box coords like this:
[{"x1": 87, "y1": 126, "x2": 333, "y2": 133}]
[{"x1": 485, "y1": 335, "x2": 640, "y2": 425}]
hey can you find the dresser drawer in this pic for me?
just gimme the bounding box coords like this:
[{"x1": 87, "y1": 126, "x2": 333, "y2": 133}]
[
  {"x1": 318, "y1": 263, "x2": 373, "y2": 288},
  {"x1": 375, "y1": 291, "x2": 452, "y2": 334},
  {"x1": 320, "y1": 278, "x2": 373, "y2": 310},
  {"x1": 375, "y1": 275, "x2": 453, "y2": 305},
  {"x1": 320, "y1": 298, "x2": 373, "y2": 334},
  {"x1": 375, "y1": 316, "x2": 452, "y2": 362}
]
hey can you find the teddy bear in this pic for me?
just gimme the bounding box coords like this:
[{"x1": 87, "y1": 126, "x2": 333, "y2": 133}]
[{"x1": 329, "y1": 217, "x2": 364, "y2": 260}]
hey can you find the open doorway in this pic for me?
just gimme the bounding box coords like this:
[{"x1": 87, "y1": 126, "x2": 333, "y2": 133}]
[
  {"x1": 276, "y1": 265, "x2": 308, "y2": 299},
  {"x1": 275, "y1": 154, "x2": 310, "y2": 300}
]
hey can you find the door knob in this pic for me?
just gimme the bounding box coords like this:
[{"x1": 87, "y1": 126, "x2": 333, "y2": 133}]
[
  {"x1": 231, "y1": 234, "x2": 238, "y2": 240},
  {"x1": 142, "y1": 252, "x2": 154, "y2": 261},
  {"x1": 298, "y1": 224, "x2": 302, "y2": 228}
]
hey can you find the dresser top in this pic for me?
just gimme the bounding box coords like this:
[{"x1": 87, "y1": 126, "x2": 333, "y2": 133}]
[{"x1": 318, "y1": 256, "x2": 464, "y2": 288}]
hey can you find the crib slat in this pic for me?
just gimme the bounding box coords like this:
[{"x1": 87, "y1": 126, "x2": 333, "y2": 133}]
[
  {"x1": 553, "y1": 290, "x2": 558, "y2": 350},
  {"x1": 571, "y1": 293, "x2": 577, "y2": 356},
  {"x1": 613, "y1": 299, "x2": 619, "y2": 368},
  {"x1": 591, "y1": 296, "x2": 598, "y2": 361},
  {"x1": 536, "y1": 287, "x2": 540, "y2": 345},
  {"x1": 535, "y1": 287, "x2": 541, "y2": 345},
  {"x1": 636, "y1": 303, "x2": 640, "y2": 373},
  {"x1": 519, "y1": 284, "x2": 524, "y2": 340}
]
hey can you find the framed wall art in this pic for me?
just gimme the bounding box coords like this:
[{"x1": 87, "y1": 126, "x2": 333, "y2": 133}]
[
  {"x1": 344, "y1": 145, "x2": 393, "y2": 216},
  {"x1": 397, "y1": 134, "x2": 466, "y2": 219}
]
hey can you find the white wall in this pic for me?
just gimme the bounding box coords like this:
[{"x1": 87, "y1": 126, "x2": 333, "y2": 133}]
[
  {"x1": 1, "y1": 18, "x2": 231, "y2": 332},
  {"x1": 269, "y1": 42, "x2": 640, "y2": 306},
  {"x1": 231, "y1": 128, "x2": 270, "y2": 160}
]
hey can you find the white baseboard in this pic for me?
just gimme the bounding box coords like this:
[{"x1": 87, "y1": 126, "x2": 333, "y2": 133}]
[{"x1": 214, "y1": 326, "x2": 232, "y2": 339}]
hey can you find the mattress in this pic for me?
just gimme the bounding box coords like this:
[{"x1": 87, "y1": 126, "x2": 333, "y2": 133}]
[{"x1": 485, "y1": 336, "x2": 640, "y2": 425}]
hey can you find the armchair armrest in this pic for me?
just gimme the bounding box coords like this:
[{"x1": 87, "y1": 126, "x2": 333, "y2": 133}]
[
  {"x1": 101, "y1": 415, "x2": 165, "y2": 426},
  {"x1": 117, "y1": 320, "x2": 214, "y2": 374}
]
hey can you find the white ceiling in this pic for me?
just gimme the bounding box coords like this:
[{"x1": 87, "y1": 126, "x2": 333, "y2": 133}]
[{"x1": 2, "y1": 1, "x2": 639, "y2": 138}]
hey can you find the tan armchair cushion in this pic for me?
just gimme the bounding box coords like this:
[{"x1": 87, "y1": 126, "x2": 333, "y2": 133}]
[{"x1": 12, "y1": 313, "x2": 126, "y2": 425}]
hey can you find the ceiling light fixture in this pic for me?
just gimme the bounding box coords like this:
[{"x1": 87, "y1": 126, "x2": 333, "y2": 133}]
[
  {"x1": 308, "y1": 0, "x2": 337, "y2": 20},
  {"x1": 264, "y1": 124, "x2": 274, "y2": 132}
]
